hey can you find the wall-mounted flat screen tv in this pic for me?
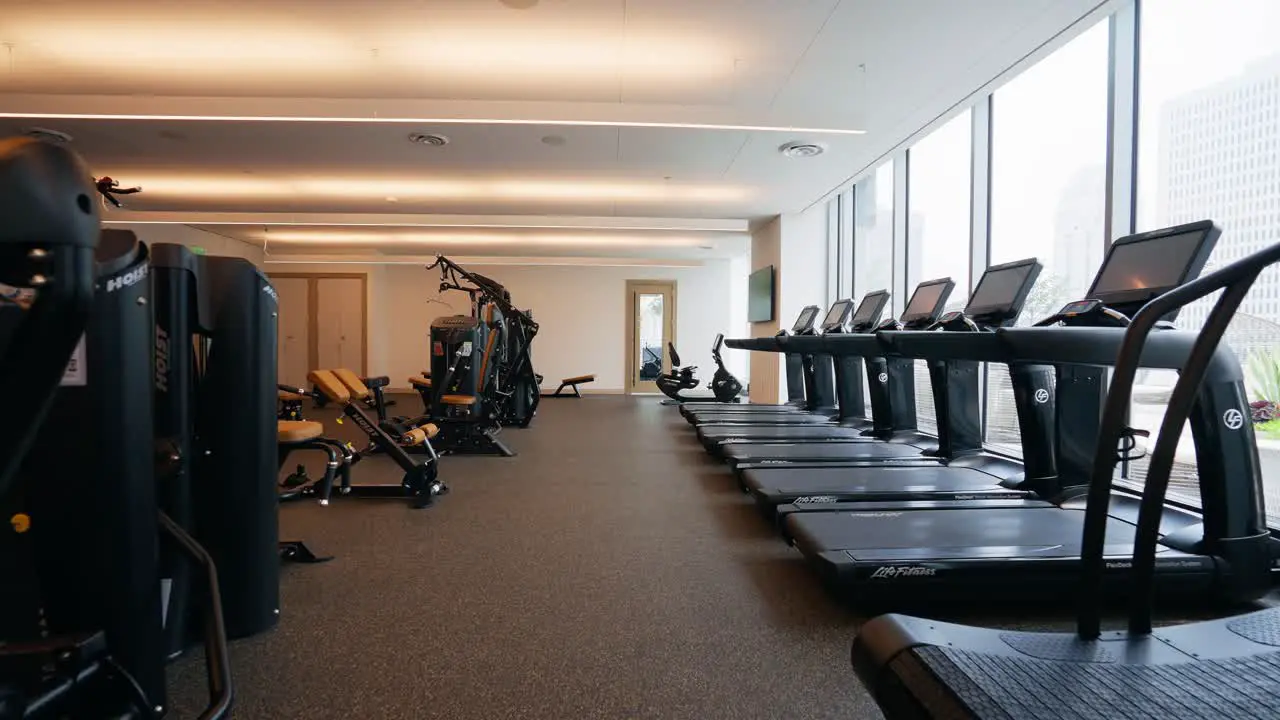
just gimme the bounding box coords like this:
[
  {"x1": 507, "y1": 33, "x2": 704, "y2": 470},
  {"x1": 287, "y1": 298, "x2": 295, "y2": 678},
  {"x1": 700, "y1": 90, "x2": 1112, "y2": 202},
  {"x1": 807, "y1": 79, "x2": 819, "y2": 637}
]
[{"x1": 748, "y1": 265, "x2": 775, "y2": 322}]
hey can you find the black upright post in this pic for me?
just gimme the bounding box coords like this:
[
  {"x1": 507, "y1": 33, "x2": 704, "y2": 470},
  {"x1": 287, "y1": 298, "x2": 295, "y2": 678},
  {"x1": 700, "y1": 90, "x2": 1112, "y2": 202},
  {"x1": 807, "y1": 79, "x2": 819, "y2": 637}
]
[
  {"x1": 864, "y1": 357, "x2": 893, "y2": 435},
  {"x1": 151, "y1": 244, "x2": 202, "y2": 657},
  {"x1": 783, "y1": 353, "x2": 805, "y2": 403},
  {"x1": 931, "y1": 359, "x2": 982, "y2": 457},
  {"x1": 194, "y1": 256, "x2": 280, "y2": 639},
  {"x1": 1008, "y1": 363, "x2": 1058, "y2": 488},
  {"x1": 833, "y1": 355, "x2": 867, "y2": 422},
  {"x1": 811, "y1": 354, "x2": 838, "y2": 412},
  {"x1": 22, "y1": 233, "x2": 165, "y2": 711},
  {"x1": 883, "y1": 357, "x2": 919, "y2": 433},
  {"x1": 1054, "y1": 364, "x2": 1106, "y2": 488}
]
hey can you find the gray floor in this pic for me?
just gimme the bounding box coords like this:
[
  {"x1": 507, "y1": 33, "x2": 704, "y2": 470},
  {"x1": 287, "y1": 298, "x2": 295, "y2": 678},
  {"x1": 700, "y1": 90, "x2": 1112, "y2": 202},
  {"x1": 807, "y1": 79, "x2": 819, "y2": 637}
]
[
  {"x1": 168, "y1": 395, "x2": 872, "y2": 719},
  {"x1": 168, "y1": 395, "x2": 1272, "y2": 719}
]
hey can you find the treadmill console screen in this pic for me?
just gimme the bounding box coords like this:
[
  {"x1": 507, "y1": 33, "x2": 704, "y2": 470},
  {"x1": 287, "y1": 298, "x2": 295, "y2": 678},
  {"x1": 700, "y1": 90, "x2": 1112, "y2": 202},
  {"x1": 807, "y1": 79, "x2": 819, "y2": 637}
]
[
  {"x1": 821, "y1": 299, "x2": 854, "y2": 331},
  {"x1": 964, "y1": 258, "x2": 1040, "y2": 319},
  {"x1": 791, "y1": 306, "x2": 820, "y2": 332},
  {"x1": 1086, "y1": 221, "x2": 1219, "y2": 312},
  {"x1": 850, "y1": 291, "x2": 889, "y2": 329},
  {"x1": 901, "y1": 279, "x2": 953, "y2": 324},
  {"x1": 1092, "y1": 231, "x2": 1202, "y2": 296}
]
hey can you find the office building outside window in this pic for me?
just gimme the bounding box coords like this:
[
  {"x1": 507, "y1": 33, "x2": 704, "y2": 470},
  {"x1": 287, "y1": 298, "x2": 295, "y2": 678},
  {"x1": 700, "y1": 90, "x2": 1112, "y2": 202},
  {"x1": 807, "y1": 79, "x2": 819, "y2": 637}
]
[{"x1": 985, "y1": 20, "x2": 1110, "y2": 456}]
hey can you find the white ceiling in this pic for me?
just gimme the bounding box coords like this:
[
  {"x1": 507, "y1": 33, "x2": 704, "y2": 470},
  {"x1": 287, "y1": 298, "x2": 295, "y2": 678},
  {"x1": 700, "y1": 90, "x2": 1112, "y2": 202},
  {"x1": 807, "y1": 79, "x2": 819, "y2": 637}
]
[{"x1": 0, "y1": 0, "x2": 1106, "y2": 263}]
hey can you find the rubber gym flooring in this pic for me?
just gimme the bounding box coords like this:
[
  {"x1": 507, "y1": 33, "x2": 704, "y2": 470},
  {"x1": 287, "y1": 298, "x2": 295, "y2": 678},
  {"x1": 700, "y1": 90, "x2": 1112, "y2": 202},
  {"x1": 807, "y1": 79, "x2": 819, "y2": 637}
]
[{"x1": 167, "y1": 395, "x2": 1273, "y2": 719}]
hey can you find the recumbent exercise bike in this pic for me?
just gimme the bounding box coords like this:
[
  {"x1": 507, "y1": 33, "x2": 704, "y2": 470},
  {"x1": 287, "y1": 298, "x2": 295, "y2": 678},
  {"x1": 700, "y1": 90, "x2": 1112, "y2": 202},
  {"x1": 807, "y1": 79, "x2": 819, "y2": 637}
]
[{"x1": 656, "y1": 333, "x2": 743, "y2": 404}]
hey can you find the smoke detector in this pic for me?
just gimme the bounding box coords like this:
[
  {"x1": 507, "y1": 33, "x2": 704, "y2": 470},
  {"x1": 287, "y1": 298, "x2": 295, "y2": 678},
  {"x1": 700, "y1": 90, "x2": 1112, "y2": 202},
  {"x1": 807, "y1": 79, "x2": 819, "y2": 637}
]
[
  {"x1": 779, "y1": 141, "x2": 826, "y2": 158},
  {"x1": 408, "y1": 133, "x2": 450, "y2": 147},
  {"x1": 22, "y1": 127, "x2": 73, "y2": 144}
]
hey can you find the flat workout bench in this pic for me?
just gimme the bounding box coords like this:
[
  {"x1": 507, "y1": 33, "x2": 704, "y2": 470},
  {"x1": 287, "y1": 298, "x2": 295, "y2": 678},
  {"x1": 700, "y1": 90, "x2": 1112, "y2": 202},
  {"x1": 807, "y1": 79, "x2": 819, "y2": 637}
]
[{"x1": 542, "y1": 374, "x2": 596, "y2": 398}]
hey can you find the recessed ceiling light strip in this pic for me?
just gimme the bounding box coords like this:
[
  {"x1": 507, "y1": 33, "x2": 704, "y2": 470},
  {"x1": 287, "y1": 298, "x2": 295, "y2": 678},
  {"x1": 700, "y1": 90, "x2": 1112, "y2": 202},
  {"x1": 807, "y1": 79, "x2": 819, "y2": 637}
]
[{"x1": 0, "y1": 112, "x2": 865, "y2": 135}]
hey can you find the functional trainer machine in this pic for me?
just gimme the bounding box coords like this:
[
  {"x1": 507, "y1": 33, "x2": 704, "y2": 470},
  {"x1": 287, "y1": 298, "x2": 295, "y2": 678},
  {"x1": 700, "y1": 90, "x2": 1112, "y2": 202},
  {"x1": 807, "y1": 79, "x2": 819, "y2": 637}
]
[
  {"x1": 0, "y1": 139, "x2": 233, "y2": 718},
  {"x1": 428, "y1": 255, "x2": 539, "y2": 429}
]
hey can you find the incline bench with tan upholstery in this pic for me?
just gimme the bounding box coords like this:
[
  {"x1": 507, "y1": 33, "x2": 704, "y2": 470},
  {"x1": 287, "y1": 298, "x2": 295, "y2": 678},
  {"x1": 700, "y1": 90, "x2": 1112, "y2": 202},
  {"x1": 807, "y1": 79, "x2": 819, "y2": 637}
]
[
  {"x1": 542, "y1": 374, "x2": 596, "y2": 398},
  {"x1": 304, "y1": 368, "x2": 448, "y2": 508}
]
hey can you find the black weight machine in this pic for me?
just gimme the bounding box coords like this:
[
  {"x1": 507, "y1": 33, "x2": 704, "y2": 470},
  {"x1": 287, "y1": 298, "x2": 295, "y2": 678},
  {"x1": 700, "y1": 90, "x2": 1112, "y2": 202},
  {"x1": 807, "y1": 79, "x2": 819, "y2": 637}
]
[
  {"x1": 429, "y1": 255, "x2": 539, "y2": 428},
  {"x1": 0, "y1": 140, "x2": 232, "y2": 719},
  {"x1": 422, "y1": 256, "x2": 540, "y2": 455}
]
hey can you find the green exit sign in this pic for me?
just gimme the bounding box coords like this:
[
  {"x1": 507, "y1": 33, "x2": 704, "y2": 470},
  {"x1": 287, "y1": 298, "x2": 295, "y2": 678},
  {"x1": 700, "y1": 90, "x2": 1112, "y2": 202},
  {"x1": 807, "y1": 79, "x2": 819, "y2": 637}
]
[{"x1": 191, "y1": 246, "x2": 207, "y2": 255}]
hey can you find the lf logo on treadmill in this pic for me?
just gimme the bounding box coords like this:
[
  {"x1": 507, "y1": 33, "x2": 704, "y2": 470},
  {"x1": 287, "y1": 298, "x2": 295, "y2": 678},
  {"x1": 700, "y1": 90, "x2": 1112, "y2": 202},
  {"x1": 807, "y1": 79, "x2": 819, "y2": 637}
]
[
  {"x1": 1034, "y1": 389, "x2": 1050, "y2": 404},
  {"x1": 877, "y1": 373, "x2": 888, "y2": 383},
  {"x1": 1223, "y1": 408, "x2": 1244, "y2": 430}
]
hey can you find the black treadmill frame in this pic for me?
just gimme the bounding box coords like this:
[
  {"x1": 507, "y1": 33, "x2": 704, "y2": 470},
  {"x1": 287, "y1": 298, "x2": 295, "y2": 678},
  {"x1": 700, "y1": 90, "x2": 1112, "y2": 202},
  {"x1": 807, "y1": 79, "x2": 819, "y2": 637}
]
[{"x1": 851, "y1": 229, "x2": 1279, "y2": 720}]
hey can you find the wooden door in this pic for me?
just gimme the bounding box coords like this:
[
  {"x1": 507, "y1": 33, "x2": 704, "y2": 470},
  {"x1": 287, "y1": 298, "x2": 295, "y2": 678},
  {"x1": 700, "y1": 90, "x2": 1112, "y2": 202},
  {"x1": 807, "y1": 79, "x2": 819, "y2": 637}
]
[
  {"x1": 625, "y1": 280, "x2": 676, "y2": 394},
  {"x1": 315, "y1": 277, "x2": 366, "y2": 375},
  {"x1": 273, "y1": 277, "x2": 311, "y2": 387}
]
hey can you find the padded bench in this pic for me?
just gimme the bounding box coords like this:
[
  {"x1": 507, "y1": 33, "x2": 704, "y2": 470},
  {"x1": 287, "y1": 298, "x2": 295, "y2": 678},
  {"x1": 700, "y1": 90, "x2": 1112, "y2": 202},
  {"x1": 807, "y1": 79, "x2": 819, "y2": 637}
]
[{"x1": 543, "y1": 374, "x2": 596, "y2": 398}]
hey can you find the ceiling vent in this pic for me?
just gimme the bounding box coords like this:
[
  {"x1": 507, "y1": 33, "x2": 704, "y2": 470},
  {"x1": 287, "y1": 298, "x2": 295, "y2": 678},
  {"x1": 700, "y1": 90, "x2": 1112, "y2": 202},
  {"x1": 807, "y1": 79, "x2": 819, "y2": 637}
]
[
  {"x1": 408, "y1": 133, "x2": 450, "y2": 147},
  {"x1": 779, "y1": 141, "x2": 825, "y2": 158},
  {"x1": 22, "y1": 127, "x2": 73, "y2": 144}
]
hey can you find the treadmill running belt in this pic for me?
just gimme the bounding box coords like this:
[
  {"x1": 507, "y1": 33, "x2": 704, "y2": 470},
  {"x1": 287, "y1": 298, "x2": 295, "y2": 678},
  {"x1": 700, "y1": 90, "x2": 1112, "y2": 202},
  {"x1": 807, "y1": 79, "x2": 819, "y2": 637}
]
[
  {"x1": 724, "y1": 442, "x2": 925, "y2": 462},
  {"x1": 743, "y1": 466, "x2": 1004, "y2": 498},
  {"x1": 892, "y1": 645, "x2": 1280, "y2": 719},
  {"x1": 785, "y1": 506, "x2": 1152, "y2": 557}
]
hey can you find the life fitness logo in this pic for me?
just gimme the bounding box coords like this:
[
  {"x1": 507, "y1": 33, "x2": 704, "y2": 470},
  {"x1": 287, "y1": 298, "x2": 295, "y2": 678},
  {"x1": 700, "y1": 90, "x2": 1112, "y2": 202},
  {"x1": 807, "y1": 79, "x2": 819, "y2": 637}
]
[
  {"x1": 1223, "y1": 408, "x2": 1245, "y2": 430},
  {"x1": 877, "y1": 373, "x2": 888, "y2": 383},
  {"x1": 1034, "y1": 388, "x2": 1050, "y2": 404},
  {"x1": 868, "y1": 565, "x2": 937, "y2": 580}
]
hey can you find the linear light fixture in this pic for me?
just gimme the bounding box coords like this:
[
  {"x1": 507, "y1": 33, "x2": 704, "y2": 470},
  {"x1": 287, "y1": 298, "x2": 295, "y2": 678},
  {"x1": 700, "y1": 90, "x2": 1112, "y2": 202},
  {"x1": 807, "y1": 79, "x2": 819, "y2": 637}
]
[
  {"x1": 103, "y1": 219, "x2": 743, "y2": 232},
  {"x1": 262, "y1": 257, "x2": 703, "y2": 268},
  {"x1": 0, "y1": 112, "x2": 866, "y2": 135}
]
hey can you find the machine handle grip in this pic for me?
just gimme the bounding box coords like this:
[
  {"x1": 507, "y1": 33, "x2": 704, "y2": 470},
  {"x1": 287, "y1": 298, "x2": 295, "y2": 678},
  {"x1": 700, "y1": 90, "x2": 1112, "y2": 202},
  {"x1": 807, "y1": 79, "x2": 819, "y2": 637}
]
[{"x1": 158, "y1": 512, "x2": 233, "y2": 720}]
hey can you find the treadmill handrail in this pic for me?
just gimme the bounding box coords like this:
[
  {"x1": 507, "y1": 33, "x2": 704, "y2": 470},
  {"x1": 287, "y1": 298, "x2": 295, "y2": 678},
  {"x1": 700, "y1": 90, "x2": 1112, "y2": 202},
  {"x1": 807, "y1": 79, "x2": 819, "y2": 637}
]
[
  {"x1": 723, "y1": 337, "x2": 781, "y2": 351},
  {"x1": 1077, "y1": 239, "x2": 1280, "y2": 640}
]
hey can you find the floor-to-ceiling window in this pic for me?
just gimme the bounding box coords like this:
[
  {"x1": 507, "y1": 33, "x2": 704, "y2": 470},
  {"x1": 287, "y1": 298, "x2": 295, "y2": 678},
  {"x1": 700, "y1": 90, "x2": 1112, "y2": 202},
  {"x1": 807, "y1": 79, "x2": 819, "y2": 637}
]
[
  {"x1": 906, "y1": 111, "x2": 973, "y2": 433},
  {"x1": 853, "y1": 162, "x2": 896, "y2": 299},
  {"x1": 852, "y1": 162, "x2": 896, "y2": 411},
  {"x1": 1132, "y1": 0, "x2": 1280, "y2": 518},
  {"x1": 985, "y1": 19, "x2": 1111, "y2": 456}
]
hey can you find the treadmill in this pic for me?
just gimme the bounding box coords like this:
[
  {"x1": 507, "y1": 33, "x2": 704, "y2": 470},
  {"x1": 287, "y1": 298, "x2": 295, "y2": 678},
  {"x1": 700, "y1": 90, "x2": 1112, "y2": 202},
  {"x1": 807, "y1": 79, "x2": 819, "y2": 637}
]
[
  {"x1": 693, "y1": 293, "x2": 889, "y2": 452},
  {"x1": 686, "y1": 305, "x2": 840, "y2": 428},
  {"x1": 851, "y1": 235, "x2": 1280, "y2": 720},
  {"x1": 712, "y1": 277, "x2": 957, "y2": 464},
  {"x1": 738, "y1": 259, "x2": 1055, "y2": 514},
  {"x1": 681, "y1": 306, "x2": 824, "y2": 424},
  {"x1": 781, "y1": 221, "x2": 1274, "y2": 605}
]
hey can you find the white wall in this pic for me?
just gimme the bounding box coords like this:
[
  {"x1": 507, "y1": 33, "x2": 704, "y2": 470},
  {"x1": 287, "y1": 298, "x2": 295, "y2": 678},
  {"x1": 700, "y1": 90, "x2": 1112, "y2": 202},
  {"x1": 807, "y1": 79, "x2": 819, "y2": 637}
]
[
  {"x1": 779, "y1": 205, "x2": 830, "y2": 329},
  {"x1": 263, "y1": 260, "x2": 734, "y2": 392},
  {"x1": 727, "y1": 253, "x2": 752, "y2": 384},
  {"x1": 114, "y1": 223, "x2": 265, "y2": 265}
]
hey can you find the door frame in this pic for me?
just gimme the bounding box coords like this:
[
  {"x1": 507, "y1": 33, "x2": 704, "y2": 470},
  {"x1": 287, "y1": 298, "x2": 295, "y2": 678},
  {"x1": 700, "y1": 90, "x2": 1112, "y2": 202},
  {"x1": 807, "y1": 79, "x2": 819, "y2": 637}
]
[
  {"x1": 267, "y1": 272, "x2": 369, "y2": 375},
  {"x1": 624, "y1": 279, "x2": 677, "y2": 394}
]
